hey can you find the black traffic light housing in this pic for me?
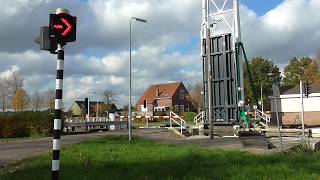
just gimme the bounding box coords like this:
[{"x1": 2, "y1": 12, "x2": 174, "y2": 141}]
[
  {"x1": 303, "y1": 82, "x2": 311, "y2": 98},
  {"x1": 49, "y1": 13, "x2": 76, "y2": 44},
  {"x1": 34, "y1": 26, "x2": 57, "y2": 54},
  {"x1": 85, "y1": 97, "x2": 89, "y2": 114}
]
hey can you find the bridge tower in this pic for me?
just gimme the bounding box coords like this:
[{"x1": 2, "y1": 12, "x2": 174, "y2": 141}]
[{"x1": 201, "y1": 0, "x2": 244, "y2": 125}]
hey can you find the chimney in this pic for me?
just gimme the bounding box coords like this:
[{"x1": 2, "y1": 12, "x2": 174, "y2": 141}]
[{"x1": 156, "y1": 85, "x2": 159, "y2": 97}]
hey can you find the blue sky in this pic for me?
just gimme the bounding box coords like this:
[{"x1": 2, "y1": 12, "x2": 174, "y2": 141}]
[{"x1": 241, "y1": 0, "x2": 284, "y2": 16}]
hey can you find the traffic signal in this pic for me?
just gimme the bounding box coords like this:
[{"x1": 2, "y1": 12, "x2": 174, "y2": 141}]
[
  {"x1": 49, "y1": 13, "x2": 76, "y2": 44},
  {"x1": 303, "y1": 82, "x2": 311, "y2": 98},
  {"x1": 85, "y1": 98, "x2": 89, "y2": 114},
  {"x1": 143, "y1": 100, "x2": 147, "y2": 108},
  {"x1": 306, "y1": 82, "x2": 311, "y2": 97},
  {"x1": 34, "y1": 26, "x2": 57, "y2": 54}
]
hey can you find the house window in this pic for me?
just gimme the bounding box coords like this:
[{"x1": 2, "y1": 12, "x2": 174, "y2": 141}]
[
  {"x1": 180, "y1": 90, "x2": 185, "y2": 100},
  {"x1": 186, "y1": 105, "x2": 189, "y2": 112},
  {"x1": 175, "y1": 105, "x2": 179, "y2": 112},
  {"x1": 180, "y1": 105, "x2": 184, "y2": 113}
]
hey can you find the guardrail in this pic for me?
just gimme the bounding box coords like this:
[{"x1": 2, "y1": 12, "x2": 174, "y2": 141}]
[
  {"x1": 169, "y1": 111, "x2": 186, "y2": 134},
  {"x1": 194, "y1": 111, "x2": 205, "y2": 125},
  {"x1": 256, "y1": 109, "x2": 271, "y2": 127}
]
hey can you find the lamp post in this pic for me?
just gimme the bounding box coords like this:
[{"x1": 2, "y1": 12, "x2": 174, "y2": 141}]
[
  {"x1": 268, "y1": 72, "x2": 283, "y2": 152},
  {"x1": 129, "y1": 17, "x2": 147, "y2": 142},
  {"x1": 93, "y1": 91, "x2": 98, "y2": 118}
]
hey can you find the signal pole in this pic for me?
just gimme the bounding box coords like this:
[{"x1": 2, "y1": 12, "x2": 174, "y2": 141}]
[
  {"x1": 35, "y1": 7, "x2": 76, "y2": 180},
  {"x1": 52, "y1": 43, "x2": 64, "y2": 180},
  {"x1": 300, "y1": 81, "x2": 305, "y2": 139}
]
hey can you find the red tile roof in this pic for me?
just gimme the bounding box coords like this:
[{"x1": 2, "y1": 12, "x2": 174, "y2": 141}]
[{"x1": 137, "y1": 82, "x2": 182, "y2": 105}]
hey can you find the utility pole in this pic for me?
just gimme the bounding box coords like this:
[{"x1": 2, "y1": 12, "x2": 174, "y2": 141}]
[
  {"x1": 300, "y1": 81, "x2": 305, "y2": 139},
  {"x1": 272, "y1": 84, "x2": 283, "y2": 153},
  {"x1": 204, "y1": 0, "x2": 214, "y2": 139}
]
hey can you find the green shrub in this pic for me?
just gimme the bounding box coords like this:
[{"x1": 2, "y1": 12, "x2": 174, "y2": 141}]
[
  {"x1": 183, "y1": 112, "x2": 197, "y2": 123},
  {"x1": 0, "y1": 112, "x2": 53, "y2": 138},
  {"x1": 285, "y1": 141, "x2": 314, "y2": 154}
]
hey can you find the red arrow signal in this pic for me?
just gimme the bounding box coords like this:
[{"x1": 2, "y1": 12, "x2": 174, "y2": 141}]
[
  {"x1": 60, "y1": 18, "x2": 72, "y2": 36},
  {"x1": 50, "y1": 13, "x2": 77, "y2": 43}
]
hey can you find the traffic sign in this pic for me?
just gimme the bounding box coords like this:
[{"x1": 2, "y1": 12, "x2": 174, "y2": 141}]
[{"x1": 49, "y1": 13, "x2": 76, "y2": 44}]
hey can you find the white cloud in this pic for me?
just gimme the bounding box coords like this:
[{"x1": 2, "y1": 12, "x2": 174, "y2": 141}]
[
  {"x1": 0, "y1": 0, "x2": 320, "y2": 110},
  {"x1": 241, "y1": 0, "x2": 320, "y2": 63}
]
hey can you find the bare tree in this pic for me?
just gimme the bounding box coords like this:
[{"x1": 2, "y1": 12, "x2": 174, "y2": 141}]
[
  {"x1": 44, "y1": 89, "x2": 55, "y2": 113},
  {"x1": 6, "y1": 70, "x2": 23, "y2": 96},
  {"x1": 0, "y1": 78, "x2": 9, "y2": 113},
  {"x1": 30, "y1": 91, "x2": 44, "y2": 112},
  {"x1": 189, "y1": 83, "x2": 204, "y2": 113},
  {"x1": 103, "y1": 90, "x2": 116, "y2": 104}
]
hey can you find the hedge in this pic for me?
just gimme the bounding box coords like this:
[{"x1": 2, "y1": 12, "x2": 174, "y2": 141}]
[{"x1": 0, "y1": 112, "x2": 53, "y2": 138}]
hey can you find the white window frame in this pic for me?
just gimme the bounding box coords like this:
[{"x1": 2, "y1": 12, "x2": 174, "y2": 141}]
[
  {"x1": 180, "y1": 105, "x2": 184, "y2": 113},
  {"x1": 175, "y1": 105, "x2": 179, "y2": 112}
]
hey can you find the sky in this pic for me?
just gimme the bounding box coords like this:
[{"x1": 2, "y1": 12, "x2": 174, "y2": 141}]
[{"x1": 0, "y1": 0, "x2": 319, "y2": 109}]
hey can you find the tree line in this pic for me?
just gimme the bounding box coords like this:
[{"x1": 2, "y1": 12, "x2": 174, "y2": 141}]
[{"x1": 0, "y1": 70, "x2": 55, "y2": 113}]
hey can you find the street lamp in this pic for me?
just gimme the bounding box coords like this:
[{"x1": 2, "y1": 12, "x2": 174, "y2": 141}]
[
  {"x1": 93, "y1": 91, "x2": 99, "y2": 118},
  {"x1": 129, "y1": 16, "x2": 147, "y2": 142}
]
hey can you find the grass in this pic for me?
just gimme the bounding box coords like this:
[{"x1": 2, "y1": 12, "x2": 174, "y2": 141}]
[{"x1": 1, "y1": 136, "x2": 320, "y2": 180}]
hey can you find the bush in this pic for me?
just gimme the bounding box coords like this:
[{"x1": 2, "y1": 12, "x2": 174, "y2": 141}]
[
  {"x1": 0, "y1": 112, "x2": 53, "y2": 138},
  {"x1": 285, "y1": 141, "x2": 314, "y2": 155},
  {"x1": 183, "y1": 112, "x2": 197, "y2": 123}
]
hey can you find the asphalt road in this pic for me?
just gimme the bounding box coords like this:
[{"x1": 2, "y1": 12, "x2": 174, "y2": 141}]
[
  {"x1": 2, "y1": 128, "x2": 318, "y2": 169},
  {"x1": 0, "y1": 129, "x2": 179, "y2": 169},
  {"x1": 0, "y1": 131, "x2": 121, "y2": 168}
]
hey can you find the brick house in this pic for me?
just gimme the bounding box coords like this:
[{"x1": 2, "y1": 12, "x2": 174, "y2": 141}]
[{"x1": 136, "y1": 82, "x2": 193, "y2": 116}]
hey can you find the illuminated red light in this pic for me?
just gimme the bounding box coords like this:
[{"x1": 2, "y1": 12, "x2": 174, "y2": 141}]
[
  {"x1": 54, "y1": 25, "x2": 63, "y2": 29},
  {"x1": 60, "y1": 18, "x2": 72, "y2": 36}
]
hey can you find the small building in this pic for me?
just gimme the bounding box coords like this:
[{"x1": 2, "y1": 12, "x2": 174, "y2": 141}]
[
  {"x1": 69, "y1": 101, "x2": 117, "y2": 117},
  {"x1": 136, "y1": 82, "x2": 193, "y2": 116},
  {"x1": 268, "y1": 84, "x2": 320, "y2": 126}
]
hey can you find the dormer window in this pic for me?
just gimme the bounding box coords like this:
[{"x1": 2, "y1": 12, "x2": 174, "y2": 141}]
[{"x1": 180, "y1": 90, "x2": 184, "y2": 100}]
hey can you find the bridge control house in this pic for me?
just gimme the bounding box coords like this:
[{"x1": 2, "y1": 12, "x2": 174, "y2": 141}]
[
  {"x1": 269, "y1": 83, "x2": 320, "y2": 126},
  {"x1": 136, "y1": 82, "x2": 193, "y2": 116}
]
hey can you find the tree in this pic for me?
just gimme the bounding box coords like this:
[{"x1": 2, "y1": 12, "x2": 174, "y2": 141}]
[
  {"x1": 103, "y1": 90, "x2": 116, "y2": 104},
  {"x1": 12, "y1": 88, "x2": 30, "y2": 112},
  {"x1": 44, "y1": 89, "x2": 55, "y2": 113},
  {"x1": 30, "y1": 91, "x2": 44, "y2": 112},
  {"x1": 244, "y1": 57, "x2": 281, "y2": 109},
  {"x1": 283, "y1": 57, "x2": 312, "y2": 86},
  {"x1": 0, "y1": 78, "x2": 9, "y2": 113},
  {"x1": 303, "y1": 60, "x2": 320, "y2": 83},
  {"x1": 93, "y1": 103, "x2": 109, "y2": 116},
  {"x1": 6, "y1": 70, "x2": 24, "y2": 96},
  {"x1": 188, "y1": 83, "x2": 204, "y2": 113}
]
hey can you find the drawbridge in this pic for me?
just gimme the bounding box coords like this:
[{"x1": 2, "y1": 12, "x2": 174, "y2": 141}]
[{"x1": 200, "y1": 0, "x2": 269, "y2": 131}]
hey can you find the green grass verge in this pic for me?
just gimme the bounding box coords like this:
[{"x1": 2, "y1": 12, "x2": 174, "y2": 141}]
[{"x1": 1, "y1": 136, "x2": 320, "y2": 180}]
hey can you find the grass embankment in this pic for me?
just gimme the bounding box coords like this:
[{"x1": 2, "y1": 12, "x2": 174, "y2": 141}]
[{"x1": 1, "y1": 136, "x2": 320, "y2": 180}]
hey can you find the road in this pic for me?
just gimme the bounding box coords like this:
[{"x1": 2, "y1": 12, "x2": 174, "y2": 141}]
[
  {"x1": 0, "y1": 129, "x2": 180, "y2": 169},
  {"x1": 2, "y1": 128, "x2": 318, "y2": 169},
  {"x1": 0, "y1": 131, "x2": 117, "y2": 168}
]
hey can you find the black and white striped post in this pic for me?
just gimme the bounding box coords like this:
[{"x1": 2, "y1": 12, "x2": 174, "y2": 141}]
[
  {"x1": 52, "y1": 43, "x2": 64, "y2": 180},
  {"x1": 34, "y1": 7, "x2": 76, "y2": 180}
]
